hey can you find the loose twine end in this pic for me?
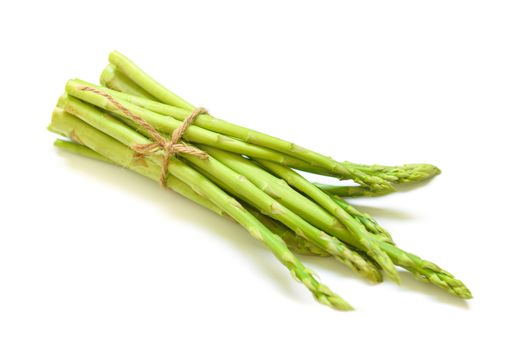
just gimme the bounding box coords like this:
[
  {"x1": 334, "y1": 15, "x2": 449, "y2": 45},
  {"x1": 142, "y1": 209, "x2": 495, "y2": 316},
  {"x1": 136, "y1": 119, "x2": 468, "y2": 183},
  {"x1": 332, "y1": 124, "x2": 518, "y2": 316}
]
[{"x1": 79, "y1": 86, "x2": 208, "y2": 187}]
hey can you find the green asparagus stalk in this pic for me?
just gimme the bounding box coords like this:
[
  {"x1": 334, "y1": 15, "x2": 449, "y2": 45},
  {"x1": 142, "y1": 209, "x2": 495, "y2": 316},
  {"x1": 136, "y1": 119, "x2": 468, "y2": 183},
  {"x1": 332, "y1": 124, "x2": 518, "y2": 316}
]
[
  {"x1": 92, "y1": 77, "x2": 440, "y2": 187},
  {"x1": 66, "y1": 80, "x2": 327, "y2": 172},
  {"x1": 186, "y1": 146, "x2": 383, "y2": 281},
  {"x1": 198, "y1": 147, "x2": 396, "y2": 282},
  {"x1": 314, "y1": 183, "x2": 396, "y2": 198},
  {"x1": 103, "y1": 55, "x2": 441, "y2": 187},
  {"x1": 186, "y1": 147, "x2": 471, "y2": 298},
  {"x1": 192, "y1": 147, "x2": 380, "y2": 247},
  {"x1": 181, "y1": 152, "x2": 384, "y2": 283},
  {"x1": 54, "y1": 139, "x2": 328, "y2": 257},
  {"x1": 192, "y1": 149, "x2": 470, "y2": 297},
  {"x1": 184, "y1": 154, "x2": 381, "y2": 276},
  {"x1": 107, "y1": 51, "x2": 394, "y2": 191},
  {"x1": 51, "y1": 114, "x2": 228, "y2": 219},
  {"x1": 49, "y1": 108, "x2": 351, "y2": 310},
  {"x1": 252, "y1": 158, "x2": 399, "y2": 282},
  {"x1": 59, "y1": 94, "x2": 382, "y2": 283},
  {"x1": 75, "y1": 80, "x2": 350, "y2": 178}
]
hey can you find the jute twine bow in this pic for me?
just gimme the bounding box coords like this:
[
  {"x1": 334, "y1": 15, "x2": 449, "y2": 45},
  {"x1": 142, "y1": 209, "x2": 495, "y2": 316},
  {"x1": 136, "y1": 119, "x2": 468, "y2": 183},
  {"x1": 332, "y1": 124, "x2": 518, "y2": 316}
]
[{"x1": 79, "y1": 86, "x2": 209, "y2": 186}]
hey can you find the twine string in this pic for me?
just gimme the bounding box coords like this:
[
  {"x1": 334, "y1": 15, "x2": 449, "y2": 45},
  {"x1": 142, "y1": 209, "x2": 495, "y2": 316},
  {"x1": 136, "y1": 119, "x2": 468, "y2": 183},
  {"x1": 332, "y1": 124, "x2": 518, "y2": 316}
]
[{"x1": 79, "y1": 86, "x2": 208, "y2": 186}]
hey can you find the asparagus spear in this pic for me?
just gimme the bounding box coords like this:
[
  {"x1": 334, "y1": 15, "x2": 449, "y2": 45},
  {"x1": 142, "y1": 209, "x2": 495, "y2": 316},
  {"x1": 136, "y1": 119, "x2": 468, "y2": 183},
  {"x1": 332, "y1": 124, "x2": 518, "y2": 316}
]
[
  {"x1": 185, "y1": 155, "x2": 381, "y2": 275},
  {"x1": 102, "y1": 56, "x2": 441, "y2": 186},
  {"x1": 186, "y1": 148, "x2": 471, "y2": 298},
  {"x1": 198, "y1": 147, "x2": 396, "y2": 282},
  {"x1": 192, "y1": 149, "x2": 469, "y2": 297},
  {"x1": 74, "y1": 80, "x2": 351, "y2": 178},
  {"x1": 193, "y1": 147, "x2": 388, "y2": 247},
  {"x1": 59, "y1": 95, "x2": 381, "y2": 282},
  {"x1": 49, "y1": 109, "x2": 351, "y2": 310},
  {"x1": 107, "y1": 51, "x2": 394, "y2": 191},
  {"x1": 345, "y1": 162, "x2": 442, "y2": 184},
  {"x1": 66, "y1": 80, "x2": 325, "y2": 172},
  {"x1": 182, "y1": 153, "x2": 383, "y2": 283},
  {"x1": 92, "y1": 77, "x2": 441, "y2": 186},
  {"x1": 55, "y1": 139, "x2": 328, "y2": 257},
  {"x1": 252, "y1": 158, "x2": 399, "y2": 281},
  {"x1": 187, "y1": 147, "x2": 384, "y2": 280}
]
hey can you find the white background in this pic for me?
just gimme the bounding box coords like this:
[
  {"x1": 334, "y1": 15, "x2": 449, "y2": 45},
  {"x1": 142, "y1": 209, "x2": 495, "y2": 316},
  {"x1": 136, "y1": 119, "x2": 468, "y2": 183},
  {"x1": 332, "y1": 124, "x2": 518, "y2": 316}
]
[{"x1": 1, "y1": 1, "x2": 523, "y2": 349}]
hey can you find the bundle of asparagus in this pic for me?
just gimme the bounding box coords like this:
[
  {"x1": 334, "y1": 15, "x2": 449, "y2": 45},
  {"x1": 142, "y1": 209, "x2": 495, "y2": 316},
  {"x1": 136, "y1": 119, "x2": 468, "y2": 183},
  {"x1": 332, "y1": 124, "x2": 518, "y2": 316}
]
[{"x1": 48, "y1": 51, "x2": 471, "y2": 310}]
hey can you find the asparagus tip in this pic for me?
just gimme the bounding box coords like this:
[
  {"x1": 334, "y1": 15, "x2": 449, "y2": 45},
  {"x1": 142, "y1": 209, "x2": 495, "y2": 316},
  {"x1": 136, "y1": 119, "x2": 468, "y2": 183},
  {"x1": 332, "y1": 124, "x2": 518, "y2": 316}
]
[{"x1": 315, "y1": 288, "x2": 354, "y2": 311}]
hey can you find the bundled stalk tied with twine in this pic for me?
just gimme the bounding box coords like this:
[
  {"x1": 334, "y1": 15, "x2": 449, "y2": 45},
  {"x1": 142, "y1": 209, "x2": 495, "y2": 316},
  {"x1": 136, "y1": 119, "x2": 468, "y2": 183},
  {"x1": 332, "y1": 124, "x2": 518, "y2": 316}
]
[
  {"x1": 48, "y1": 51, "x2": 470, "y2": 311},
  {"x1": 80, "y1": 86, "x2": 208, "y2": 186}
]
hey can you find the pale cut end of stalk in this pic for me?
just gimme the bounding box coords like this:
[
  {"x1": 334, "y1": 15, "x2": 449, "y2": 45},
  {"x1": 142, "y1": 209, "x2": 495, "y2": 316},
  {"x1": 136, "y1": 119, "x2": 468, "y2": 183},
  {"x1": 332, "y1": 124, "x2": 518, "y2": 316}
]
[
  {"x1": 108, "y1": 50, "x2": 195, "y2": 110},
  {"x1": 100, "y1": 64, "x2": 156, "y2": 100}
]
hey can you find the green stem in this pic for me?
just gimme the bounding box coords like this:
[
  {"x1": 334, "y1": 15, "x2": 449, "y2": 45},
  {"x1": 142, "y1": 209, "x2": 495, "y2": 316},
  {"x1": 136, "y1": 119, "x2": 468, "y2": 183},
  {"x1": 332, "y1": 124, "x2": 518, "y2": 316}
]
[
  {"x1": 54, "y1": 139, "x2": 327, "y2": 257},
  {"x1": 195, "y1": 148, "x2": 471, "y2": 298},
  {"x1": 104, "y1": 55, "x2": 441, "y2": 186},
  {"x1": 253, "y1": 159, "x2": 399, "y2": 283},
  {"x1": 107, "y1": 51, "x2": 394, "y2": 191},
  {"x1": 60, "y1": 95, "x2": 380, "y2": 282},
  {"x1": 80, "y1": 80, "x2": 352, "y2": 178},
  {"x1": 182, "y1": 150, "x2": 383, "y2": 283},
  {"x1": 187, "y1": 146, "x2": 382, "y2": 282},
  {"x1": 49, "y1": 108, "x2": 351, "y2": 310},
  {"x1": 65, "y1": 80, "x2": 321, "y2": 172}
]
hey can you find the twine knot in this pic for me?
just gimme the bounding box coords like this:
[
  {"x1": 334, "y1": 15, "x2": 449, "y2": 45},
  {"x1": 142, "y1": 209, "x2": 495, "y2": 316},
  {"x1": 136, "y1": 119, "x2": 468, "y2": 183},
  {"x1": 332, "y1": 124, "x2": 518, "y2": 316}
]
[{"x1": 79, "y1": 86, "x2": 208, "y2": 187}]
